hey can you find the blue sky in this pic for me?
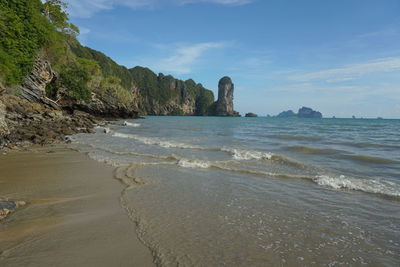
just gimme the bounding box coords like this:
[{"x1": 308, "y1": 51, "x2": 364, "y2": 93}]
[{"x1": 65, "y1": 0, "x2": 400, "y2": 118}]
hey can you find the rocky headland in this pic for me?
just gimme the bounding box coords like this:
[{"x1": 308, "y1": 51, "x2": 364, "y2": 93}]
[{"x1": 0, "y1": 0, "x2": 242, "y2": 149}]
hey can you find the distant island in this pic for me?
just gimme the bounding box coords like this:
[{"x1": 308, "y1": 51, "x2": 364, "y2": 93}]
[
  {"x1": 245, "y1": 112, "x2": 258, "y2": 117},
  {"x1": 276, "y1": 107, "x2": 322, "y2": 118}
]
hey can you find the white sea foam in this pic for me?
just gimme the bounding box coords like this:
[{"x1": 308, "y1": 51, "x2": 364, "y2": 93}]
[
  {"x1": 313, "y1": 175, "x2": 400, "y2": 197},
  {"x1": 222, "y1": 148, "x2": 273, "y2": 160},
  {"x1": 124, "y1": 121, "x2": 141, "y2": 127},
  {"x1": 95, "y1": 126, "x2": 111, "y2": 134},
  {"x1": 178, "y1": 159, "x2": 211, "y2": 169},
  {"x1": 113, "y1": 131, "x2": 276, "y2": 163},
  {"x1": 113, "y1": 132, "x2": 207, "y2": 150}
]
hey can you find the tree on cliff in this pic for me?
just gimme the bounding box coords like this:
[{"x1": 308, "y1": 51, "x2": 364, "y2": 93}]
[
  {"x1": 0, "y1": 0, "x2": 78, "y2": 86},
  {"x1": 43, "y1": 0, "x2": 79, "y2": 36}
]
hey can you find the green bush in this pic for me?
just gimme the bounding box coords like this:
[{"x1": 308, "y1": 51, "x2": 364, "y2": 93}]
[
  {"x1": 99, "y1": 77, "x2": 134, "y2": 106},
  {"x1": 57, "y1": 64, "x2": 91, "y2": 101}
]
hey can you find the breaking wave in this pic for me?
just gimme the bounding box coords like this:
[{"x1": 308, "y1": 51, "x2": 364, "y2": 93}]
[
  {"x1": 178, "y1": 159, "x2": 211, "y2": 169},
  {"x1": 113, "y1": 132, "x2": 275, "y2": 161},
  {"x1": 313, "y1": 175, "x2": 400, "y2": 197},
  {"x1": 172, "y1": 159, "x2": 400, "y2": 198},
  {"x1": 222, "y1": 148, "x2": 273, "y2": 160},
  {"x1": 124, "y1": 121, "x2": 141, "y2": 127},
  {"x1": 112, "y1": 132, "x2": 212, "y2": 150}
]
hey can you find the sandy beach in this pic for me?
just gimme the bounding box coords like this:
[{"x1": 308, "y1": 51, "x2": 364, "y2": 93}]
[{"x1": 0, "y1": 146, "x2": 154, "y2": 267}]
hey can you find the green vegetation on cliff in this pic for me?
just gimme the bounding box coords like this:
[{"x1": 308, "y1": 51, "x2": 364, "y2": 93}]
[
  {"x1": 0, "y1": 0, "x2": 52, "y2": 85},
  {"x1": 0, "y1": 0, "x2": 79, "y2": 86},
  {"x1": 0, "y1": 0, "x2": 216, "y2": 116}
]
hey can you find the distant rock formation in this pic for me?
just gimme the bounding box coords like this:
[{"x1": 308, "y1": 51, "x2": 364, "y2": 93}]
[
  {"x1": 245, "y1": 112, "x2": 258, "y2": 117},
  {"x1": 213, "y1": 77, "x2": 240, "y2": 117},
  {"x1": 277, "y1": 110, "x2": 297, "y2": 118},
  {"x1": 275, "y1": 107, "x2": 322, "y2": 118},
  {"x1": 297, "y1": 107, "x2": 322, "y2": 118}
]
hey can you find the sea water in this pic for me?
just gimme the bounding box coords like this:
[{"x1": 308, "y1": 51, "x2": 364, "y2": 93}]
[{"x1": 70, "y1": 117, "x2": 400, "y2": 266}]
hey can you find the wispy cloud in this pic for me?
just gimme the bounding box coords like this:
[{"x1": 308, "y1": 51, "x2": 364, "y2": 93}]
[
  {"x1": 65, "y1": 0, "x2": 156, "y2": 18},
  {"x1": 154, "y1": 42, "x2": 227, "y2": 74},
  {"x1": 65, "y1": 0, "x2": 252, "y2": 18},
  {"x1": 288, "y1": 57, "x2": 400, "y2": 83}
]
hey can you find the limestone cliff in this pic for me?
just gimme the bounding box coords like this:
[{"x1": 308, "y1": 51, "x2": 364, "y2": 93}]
[
  {"x1": 130, "y1": 67, "x2": 214, "y2": 116},
  {"x1": 213, "y1": 77, "x2": 240, "y2": 117}
]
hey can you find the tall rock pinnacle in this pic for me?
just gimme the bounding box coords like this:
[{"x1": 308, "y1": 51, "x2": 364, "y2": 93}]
[{"x1": 214, "y1": 76, "x2": 239, "y2": 117}]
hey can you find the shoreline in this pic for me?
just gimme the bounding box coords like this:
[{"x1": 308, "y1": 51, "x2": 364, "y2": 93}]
[{"x1": 0, "y1": 145, "x2": 154, "y2": 266}]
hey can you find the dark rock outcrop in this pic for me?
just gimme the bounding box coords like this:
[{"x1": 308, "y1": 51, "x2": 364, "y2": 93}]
[
  {"x1": 245, "y1": 112, "x2": 258, "y2": 117},
  {"x1": 0, "y1": 200, "x2": 26, "y2": 220},
  {"x1": 3, "y1": 95, "x2": 96, "y2": 148},
  {"x1": 297, "y1": 107, "x2": 322, "y2": 118},
  {"x1": 213, "y1": 76, "x2": 239, "y2": 117},
  {"x1": 62, "y1": 91, "x2": 139, "y2": 119}
]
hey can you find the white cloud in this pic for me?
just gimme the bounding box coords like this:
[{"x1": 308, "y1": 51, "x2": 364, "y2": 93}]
[
  {"x1": 65, "y1": 0, "x2": 251, "y2": 18},
  {"x1": 154, "y1": 42, "x2": 227, "y2": 74},
  {"x1": 65, "y1": 0, "x2": 156, "y2": 18},
  {"x1": 288, "y1": 57, "x2": 400, "y2": 83}
]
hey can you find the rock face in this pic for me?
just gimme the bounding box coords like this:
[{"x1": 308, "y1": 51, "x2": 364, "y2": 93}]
[
  {"x1": 297, "y1": 107, "x2": 322, "y2": 118},
  {"x1": 214, "y1": 76, "x2": 239, "y2": 117},
  {"x1": 19, "y1": 56, "x2": 59, "y2": 109},
  {"x1": 3, "y1": 95, "x2": 96, "y2": 147},
  {"x1": 0, "y1": 55, "x2": 99, "y2": 148},
  {"x1": 129, "y1": 68, "x2": 214, "y2": 116},
  {"x1": 69, "y1": 91, "x2": 139, "y2": 119}
]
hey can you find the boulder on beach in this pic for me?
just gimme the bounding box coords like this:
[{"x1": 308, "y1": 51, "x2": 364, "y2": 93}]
[{"x1": 0, "y1": 200, "x2": 26, "y2": 220}]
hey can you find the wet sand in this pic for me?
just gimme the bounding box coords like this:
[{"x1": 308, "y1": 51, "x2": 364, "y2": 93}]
[{"x1": 0, "y1": 146, "x2": 154, "y2": 267}]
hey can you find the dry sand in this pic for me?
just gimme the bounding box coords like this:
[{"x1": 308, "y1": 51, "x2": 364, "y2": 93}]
[{"x1": 0, "y1": 146, "x2": 154, "y2": 266}]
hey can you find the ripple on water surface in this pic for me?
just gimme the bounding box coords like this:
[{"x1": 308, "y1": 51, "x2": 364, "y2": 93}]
[{"x1": 69, "y1": 117, "x2": 400, "y2": 266}]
